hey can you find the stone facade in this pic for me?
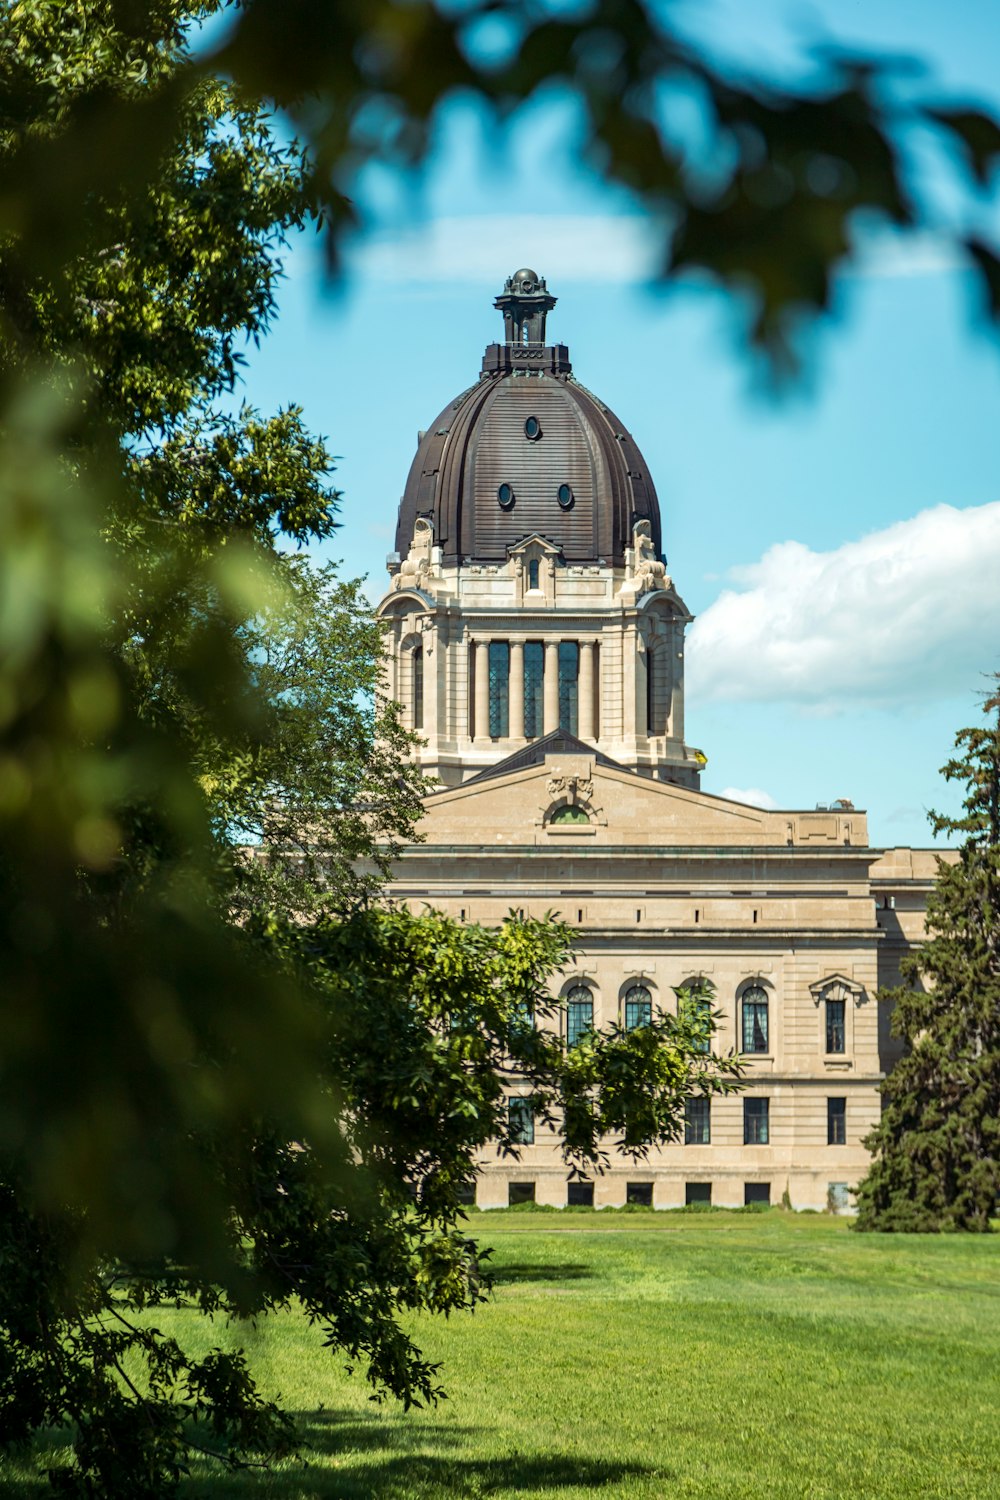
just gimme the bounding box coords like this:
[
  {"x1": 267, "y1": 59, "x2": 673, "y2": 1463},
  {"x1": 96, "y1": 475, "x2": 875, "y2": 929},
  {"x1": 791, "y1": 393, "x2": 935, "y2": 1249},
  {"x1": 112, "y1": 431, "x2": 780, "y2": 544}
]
[{"x1": 375, "y1": 271, "x2": 942, "y2": 1212}]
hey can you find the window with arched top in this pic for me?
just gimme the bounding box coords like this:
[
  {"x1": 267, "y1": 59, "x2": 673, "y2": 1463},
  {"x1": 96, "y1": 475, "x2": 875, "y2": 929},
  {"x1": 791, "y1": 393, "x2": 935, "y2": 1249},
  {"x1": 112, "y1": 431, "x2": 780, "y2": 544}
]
[
  {"x1": 624, "y1": 984, "x2": 652, "y2": 1031},
  {"x1": 566, "y1": 984, "x2": 594, "y2": 1048},
  {"x1": 677, "y1": 978, "x2": 713, "y2": 1053},
  {"x1": 741, "y1": 984, "x2": 769, "y2": 1054}
]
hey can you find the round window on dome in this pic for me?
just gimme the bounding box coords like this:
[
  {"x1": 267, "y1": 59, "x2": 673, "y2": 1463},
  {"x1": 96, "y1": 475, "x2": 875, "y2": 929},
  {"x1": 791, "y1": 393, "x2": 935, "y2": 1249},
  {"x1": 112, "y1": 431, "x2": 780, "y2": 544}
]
[
  {"x1": 497, "y1": 482, "x2": 515, "y2": 509},
  {"x1": 524, "y1": 416, "x2": 542, "y2": 441},
  {"x1": 557, "y1": 483, "x2": 574, "y2": 509}
]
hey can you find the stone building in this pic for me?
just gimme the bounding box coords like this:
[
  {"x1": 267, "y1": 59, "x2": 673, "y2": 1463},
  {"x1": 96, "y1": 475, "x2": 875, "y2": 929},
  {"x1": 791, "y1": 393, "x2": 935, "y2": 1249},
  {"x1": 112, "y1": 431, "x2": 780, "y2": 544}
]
[{"x1": 376, "y1": 269, "x2": 938, "y2": 1212}]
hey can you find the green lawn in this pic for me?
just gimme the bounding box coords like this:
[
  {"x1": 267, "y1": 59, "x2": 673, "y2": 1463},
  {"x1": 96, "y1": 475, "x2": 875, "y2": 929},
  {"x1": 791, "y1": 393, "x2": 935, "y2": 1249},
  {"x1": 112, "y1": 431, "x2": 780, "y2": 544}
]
[{"x1": 6, "y1": 1209, "x2": 1000, "y2": 1498}]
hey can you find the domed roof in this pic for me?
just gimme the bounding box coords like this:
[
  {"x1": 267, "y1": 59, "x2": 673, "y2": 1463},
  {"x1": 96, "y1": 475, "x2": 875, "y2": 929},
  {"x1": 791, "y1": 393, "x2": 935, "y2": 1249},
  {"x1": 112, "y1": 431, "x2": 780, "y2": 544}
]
[{"x1": 395, "y1": 272, "x2": 662, "y2": 567}]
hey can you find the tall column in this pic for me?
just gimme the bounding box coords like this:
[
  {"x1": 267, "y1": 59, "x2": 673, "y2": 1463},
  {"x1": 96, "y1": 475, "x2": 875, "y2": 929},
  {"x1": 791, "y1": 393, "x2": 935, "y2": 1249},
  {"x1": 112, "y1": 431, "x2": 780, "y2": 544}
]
[
  {"x1": 543, "y1": 639, "x2": 560, "y2": 734},
  {"x1": 509, "y1": 640, "x2": 525, "y2": 740},
  {"x1": 578, "y1": 639, "x2": 595, "y2": 742},
  {"x1": 474, "y1": 637, "x2": 490, "y2": 743}
]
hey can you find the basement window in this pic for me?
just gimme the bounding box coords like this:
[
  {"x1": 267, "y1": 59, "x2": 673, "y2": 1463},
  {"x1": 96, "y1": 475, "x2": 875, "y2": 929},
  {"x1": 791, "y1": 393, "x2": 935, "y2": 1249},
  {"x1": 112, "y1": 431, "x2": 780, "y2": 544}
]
[
  {"x1": 508, "y1": 1182, "x2": 535, "y2": 1206},
  {"x1": 626, "y1": 1182, "x2": 653, "y2": 1207},
  {"x1": 567, "y1": 1180, "x2": 594, "y2": 1207}
]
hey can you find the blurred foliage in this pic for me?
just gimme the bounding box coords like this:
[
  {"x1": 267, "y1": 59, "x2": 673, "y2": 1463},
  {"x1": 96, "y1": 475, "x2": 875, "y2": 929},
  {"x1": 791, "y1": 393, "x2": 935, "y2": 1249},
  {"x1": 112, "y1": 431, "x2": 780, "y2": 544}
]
[{"x1": 855, "y1": 682, "x2": 1000, "y2": 1233}]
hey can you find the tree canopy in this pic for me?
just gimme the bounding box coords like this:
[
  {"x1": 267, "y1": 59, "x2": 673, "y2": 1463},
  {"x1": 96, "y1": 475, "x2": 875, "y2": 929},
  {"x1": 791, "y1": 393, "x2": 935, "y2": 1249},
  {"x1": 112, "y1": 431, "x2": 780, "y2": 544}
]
[{"x1": 854, "y1": 682, "x2": 1000, "y2": 1233}]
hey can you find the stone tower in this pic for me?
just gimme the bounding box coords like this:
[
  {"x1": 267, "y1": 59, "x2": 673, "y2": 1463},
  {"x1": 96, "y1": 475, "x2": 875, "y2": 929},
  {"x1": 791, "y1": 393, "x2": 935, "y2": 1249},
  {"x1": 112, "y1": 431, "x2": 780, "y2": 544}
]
[{"x1": 376, "y1": 270, "x2": 705, "y2": 789}]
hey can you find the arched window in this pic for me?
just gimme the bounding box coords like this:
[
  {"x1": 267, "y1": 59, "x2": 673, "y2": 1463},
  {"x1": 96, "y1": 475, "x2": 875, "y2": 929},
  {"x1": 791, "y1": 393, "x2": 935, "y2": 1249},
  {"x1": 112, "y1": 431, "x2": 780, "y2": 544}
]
[
  {"x1": 646, "y1": 649, "x2": 655, "y2": 734},
  {"x1": 566, "y1": 984, "x2": 594, "y2": 1048},
  {"x1": 624, "y1": 984, "x2": 652, "y2": 1031},
  {"x1": 677, "y1": 978, "x2": 713, "y2": 1054},
  {"x1": 741, "y1": 985, "x2": 769, "y2": 1054},
  {"x1": 528, "y1": 558, "x2": 540, "y2": 589},
  {"x1": 549, "y1": 804, "x2": 589, "y2": 826},
  {"x1": 412, "y1": 644, "x2": 423, "y2": 730}
]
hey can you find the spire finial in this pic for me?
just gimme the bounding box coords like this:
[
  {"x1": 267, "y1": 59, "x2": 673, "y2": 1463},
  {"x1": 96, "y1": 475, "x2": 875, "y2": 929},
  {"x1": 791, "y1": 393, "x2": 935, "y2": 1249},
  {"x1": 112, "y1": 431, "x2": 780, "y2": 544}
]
[{"x1": 494, "y1": 268, "x2": 557, "y2": 347}]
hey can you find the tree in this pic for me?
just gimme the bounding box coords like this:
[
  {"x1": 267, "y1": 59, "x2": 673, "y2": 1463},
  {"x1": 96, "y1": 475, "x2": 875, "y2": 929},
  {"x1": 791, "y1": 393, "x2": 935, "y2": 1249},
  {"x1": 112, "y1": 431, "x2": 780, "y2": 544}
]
[{"x1": 854, "y1": 682, "x2": 1000, "y2": 1232}]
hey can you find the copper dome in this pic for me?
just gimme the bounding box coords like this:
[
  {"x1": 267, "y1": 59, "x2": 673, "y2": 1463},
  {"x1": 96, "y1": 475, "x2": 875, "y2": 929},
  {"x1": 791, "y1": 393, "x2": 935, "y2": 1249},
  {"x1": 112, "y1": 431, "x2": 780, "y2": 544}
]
[{"x1": 394, "y1": 273, "x2": 663, "y2": 567}]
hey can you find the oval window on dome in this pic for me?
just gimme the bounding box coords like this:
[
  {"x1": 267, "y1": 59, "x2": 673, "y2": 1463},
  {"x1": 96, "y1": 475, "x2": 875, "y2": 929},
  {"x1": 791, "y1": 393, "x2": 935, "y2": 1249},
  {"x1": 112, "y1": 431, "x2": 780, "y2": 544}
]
[
  {"x1": 524, "y1": 416, "x2": 541, "y2": 441},
  {"x1": 497, "y1": 482, "x2": 515, "y2": 509},
  {"x1": 557, "y1": 483, "x2": 574, "y2": 509}
]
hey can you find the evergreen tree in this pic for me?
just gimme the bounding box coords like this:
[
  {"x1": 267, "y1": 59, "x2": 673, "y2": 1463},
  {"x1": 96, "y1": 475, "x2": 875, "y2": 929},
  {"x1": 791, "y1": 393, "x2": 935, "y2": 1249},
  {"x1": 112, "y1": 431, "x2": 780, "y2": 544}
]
[{"x1": 855, "y1": 681, "x2": 1000, "y2": 1232}]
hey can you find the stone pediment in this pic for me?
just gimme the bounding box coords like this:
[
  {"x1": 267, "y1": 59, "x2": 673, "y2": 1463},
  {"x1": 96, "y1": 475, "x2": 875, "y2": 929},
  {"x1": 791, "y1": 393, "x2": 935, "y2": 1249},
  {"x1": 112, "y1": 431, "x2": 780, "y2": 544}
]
[{"x1": 420, "y1": 752, "x2": 805, "y2": 849}]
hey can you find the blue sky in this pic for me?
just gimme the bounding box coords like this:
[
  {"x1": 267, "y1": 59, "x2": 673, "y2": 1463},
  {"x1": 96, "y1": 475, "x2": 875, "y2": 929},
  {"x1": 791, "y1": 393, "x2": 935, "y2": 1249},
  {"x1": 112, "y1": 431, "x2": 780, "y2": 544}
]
[{"x1": 235, "y1": 0, "x2": 1000, "y2": 849}]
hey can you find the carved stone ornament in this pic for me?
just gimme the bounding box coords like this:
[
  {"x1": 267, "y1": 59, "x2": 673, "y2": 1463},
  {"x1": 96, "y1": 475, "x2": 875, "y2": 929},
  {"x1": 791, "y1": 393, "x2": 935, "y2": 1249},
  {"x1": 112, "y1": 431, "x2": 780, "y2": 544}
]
[
  {"x1": 547, "y1": 773, "x2": 594, "y2": 806},
  {"x1": 619, "y1": 519, "x2": 671, "y2": 603},
  {"x1": 392, "y1": 517, "x2": 435, "y2": 592}
]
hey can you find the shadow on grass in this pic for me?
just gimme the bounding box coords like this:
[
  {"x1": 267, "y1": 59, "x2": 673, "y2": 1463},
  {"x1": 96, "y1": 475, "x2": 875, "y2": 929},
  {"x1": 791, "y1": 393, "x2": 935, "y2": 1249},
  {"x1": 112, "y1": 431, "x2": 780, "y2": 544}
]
[
  {"x1": 194, "y1": 1415, "x2": 670, "y2": 1498},
  {"x1": 491, "y1": 1261, "x2": 594, "y2": 1284},
  {"x1": 6, "y1": 1413, "x2": 669, "y2": 1499}
]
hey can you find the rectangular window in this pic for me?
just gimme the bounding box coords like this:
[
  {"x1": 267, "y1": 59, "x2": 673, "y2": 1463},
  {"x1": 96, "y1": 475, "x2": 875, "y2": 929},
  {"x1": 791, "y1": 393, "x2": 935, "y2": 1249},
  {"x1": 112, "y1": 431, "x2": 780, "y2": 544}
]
[
  {"x1": 685, "y1": 1096, "x2": 711, "y2": 1145},
  {"x1": 558, "y1": 641, "x2": 579, "y2": 734},
  {"x1": 488, "y1": 641, "x2": 509, "y2": 738},
  {"x1": 523, "y1": 641, "x2": 544, "y2": 738},
  {"x1": 645, "y1": 649, "x2": 656, "y2": 734},
  {"x1": 744, "y1": 1182, "x2": 770, "y2": 1206},
  {"x1": 826, "y1": 998, "x2": 846, "y2": 1054},
  {"x1": 567, "y1": 1180, "x2": 594, "y2": 1207},
  {"x1": 508, "y1": 1182, "x2": 535, "y2": 1206},
  {"x1": 744, "y1": 1097, "x2": 769, "y2": 1145},
  {"x1": 827, "y1": 1097, "x2": 847, "y2": 1146},
  {"x1": 626, "y1": 1182, "x2": 653, "y2": 1206},
  {"x1": 685, "y1": 1182, "x2": 712, "y2": 1206},
  {"x1": 508, "y1": 1097, "x2": 535, "y2": 1145},
  {"x1": 412, "y1": 645, "x2": 423, "y2": 730}
]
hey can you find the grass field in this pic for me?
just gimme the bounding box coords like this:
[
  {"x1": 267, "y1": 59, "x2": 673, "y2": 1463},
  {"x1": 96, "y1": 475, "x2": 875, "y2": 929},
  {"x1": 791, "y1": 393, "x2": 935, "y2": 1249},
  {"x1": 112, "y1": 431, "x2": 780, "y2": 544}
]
[{"x1": 5, "y1": 1208, "x2": 1000, "y2": 1498}]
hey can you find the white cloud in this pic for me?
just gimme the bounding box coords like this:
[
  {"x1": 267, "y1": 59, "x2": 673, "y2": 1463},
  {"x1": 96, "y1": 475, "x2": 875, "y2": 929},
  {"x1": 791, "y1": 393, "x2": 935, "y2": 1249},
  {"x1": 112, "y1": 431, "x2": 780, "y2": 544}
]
[
  {"x1": 718, "y1": 786, "x2": 778, "y2": 809},
  {"x1": 687, "y1": 502, "x2": 1000, "y2": 711},
  {"x1": 345, "y1": 215, "x2": 659, "y2": 286}
]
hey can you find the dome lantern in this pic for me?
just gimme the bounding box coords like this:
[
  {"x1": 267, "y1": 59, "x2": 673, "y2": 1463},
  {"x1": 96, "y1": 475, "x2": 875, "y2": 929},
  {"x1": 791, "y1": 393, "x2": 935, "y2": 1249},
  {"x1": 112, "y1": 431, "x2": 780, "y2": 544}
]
[{"x1": 494, "y1": 267, "x2": 557, "y2": 346}]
